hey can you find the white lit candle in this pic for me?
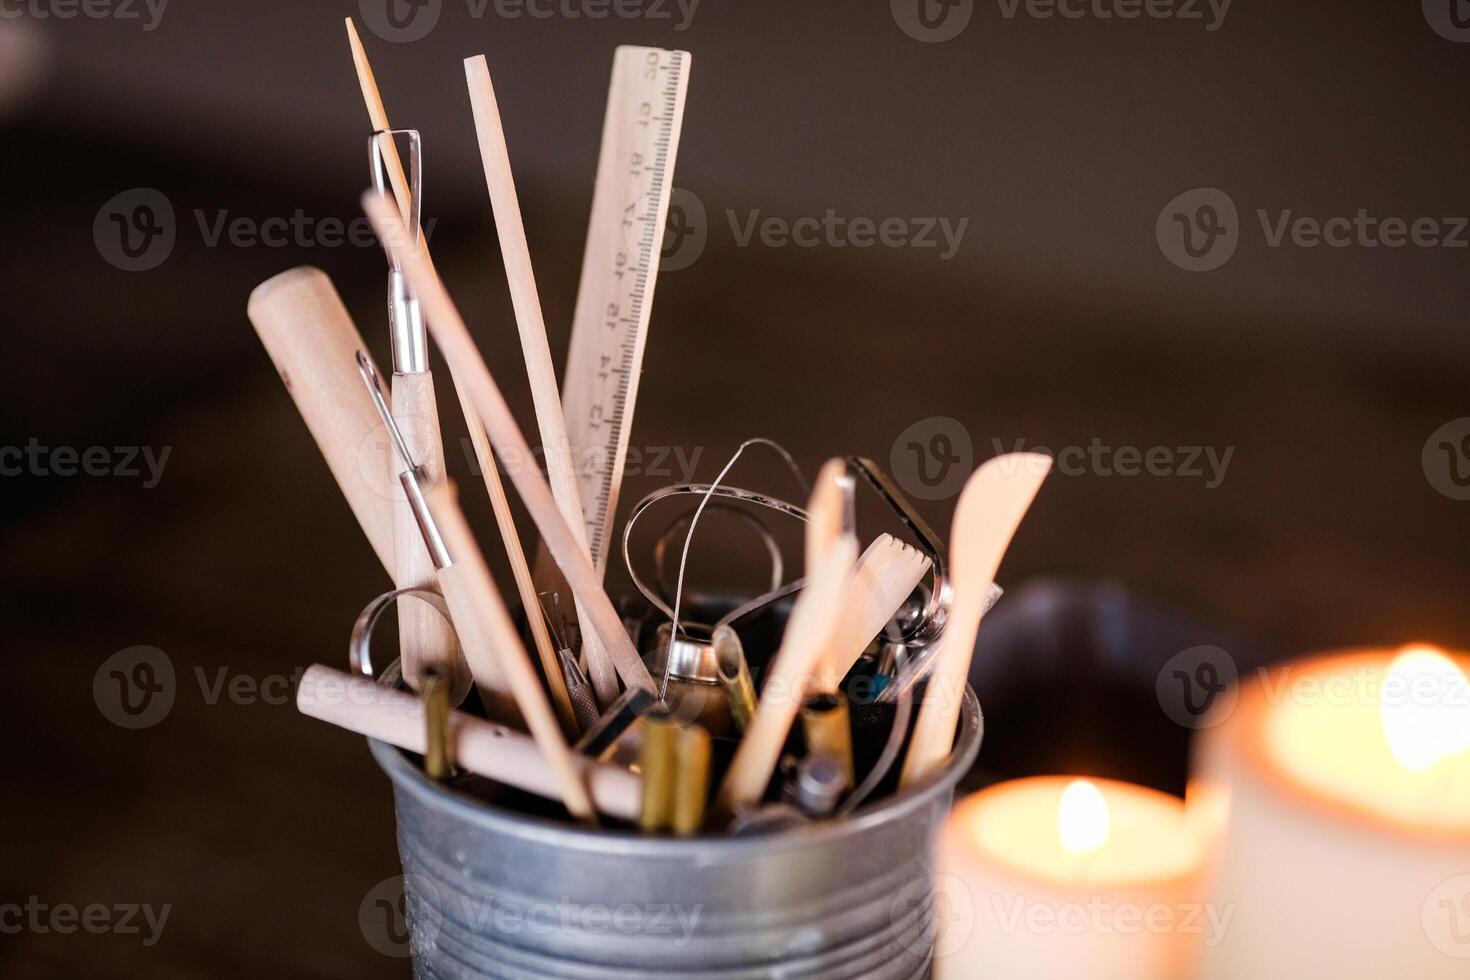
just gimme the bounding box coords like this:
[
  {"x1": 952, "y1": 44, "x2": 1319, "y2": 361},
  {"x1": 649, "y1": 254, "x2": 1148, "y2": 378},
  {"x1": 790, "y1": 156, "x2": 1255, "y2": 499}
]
[
  {"x1": 936, "y1": 776, "x2": 1209, "y2": 979},
  {"x1": 1195, "y1": 645, "x2": 1470, "y2": 978}
]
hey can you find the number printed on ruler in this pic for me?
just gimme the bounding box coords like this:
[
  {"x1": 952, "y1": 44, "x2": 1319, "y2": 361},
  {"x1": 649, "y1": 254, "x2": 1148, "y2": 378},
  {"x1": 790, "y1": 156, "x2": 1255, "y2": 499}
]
[{"x1": 562, "y1": 46, "x2": 691, "y2": 576}]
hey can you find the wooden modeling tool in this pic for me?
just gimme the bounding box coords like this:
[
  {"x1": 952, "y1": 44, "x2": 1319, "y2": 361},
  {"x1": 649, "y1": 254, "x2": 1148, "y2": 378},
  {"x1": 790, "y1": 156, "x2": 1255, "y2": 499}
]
[
  {"x1": 712, "y1": 533, "x2": 858, "y2": 822},
  {"x1": 899, "y1": 453, "x2": 1051, "y2": 787},
  {"x1": 362, "y1": 191, "x2": 656, "y2": 696},
  {"x1": 297, "y1": 664, "x2": 638, "y2": 820},
  {"x1": 345, "y1": 22, "x2": 574, "y2": 730},
  {"x1": 804, "y1": 459, "x2": 855, "y2": 692},
  {"x1": 464, "y1": 53, "x2": 615, "y2": 707},
  {"x1": 821, "y1": 534, "x2": 933, "y2": 690},
  {"x1": 422, "y1": 480, "x2": 595, "y2": 821}
]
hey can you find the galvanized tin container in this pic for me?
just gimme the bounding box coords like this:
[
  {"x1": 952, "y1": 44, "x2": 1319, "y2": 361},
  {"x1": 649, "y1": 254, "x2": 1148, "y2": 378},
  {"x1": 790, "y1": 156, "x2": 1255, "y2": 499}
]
[{"x1": 370, "y1": 687, "x2": 982, "y2": 979}]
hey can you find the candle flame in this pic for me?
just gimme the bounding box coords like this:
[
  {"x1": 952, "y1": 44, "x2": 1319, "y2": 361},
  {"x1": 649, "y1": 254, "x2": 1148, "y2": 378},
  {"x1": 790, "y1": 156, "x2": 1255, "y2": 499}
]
[
  {"x1": 1380, "y1": 645, "x2": 1470, "y2": 773},
  {"x1": 1058, "y1": 779, "x2": 1109, "y2": 855}
]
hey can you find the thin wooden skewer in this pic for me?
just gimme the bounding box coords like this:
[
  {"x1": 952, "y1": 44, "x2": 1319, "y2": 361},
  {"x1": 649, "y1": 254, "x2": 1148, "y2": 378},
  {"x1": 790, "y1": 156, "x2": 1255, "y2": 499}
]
[
  {"x1": 818, "y1": 534, "x2": 932, "y2": 692},
  {"x1": 362, "y1": 191, "x2": 657, "y2": 695},
  {"x1": 712, "y1": 534, "x2": 858, "y2": 822},
  {"x1": 804, "y1": 459, "x2": 848, "y2": 693},
  {"x1": 900, "y1": 453, "x2": 1051, "y2": 787},
  {"x1": 422, "y1": 481, "x2": 595, "y2": 821},
  {"x1": 463, "y1": 53, "x2": 616, "y2": 709},
  {"x1": 297, "y1": 664, "x2": 637, "y2": 820},
  {"x1": 344, "y1": 23, "x2": 576, "y2": 732}
]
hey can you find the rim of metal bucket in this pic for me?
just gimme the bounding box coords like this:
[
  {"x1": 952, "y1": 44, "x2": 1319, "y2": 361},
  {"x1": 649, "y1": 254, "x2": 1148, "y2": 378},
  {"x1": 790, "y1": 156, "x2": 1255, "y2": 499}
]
[{"x1": 368, "y1": 683, "x2": 982, "y2": 857}]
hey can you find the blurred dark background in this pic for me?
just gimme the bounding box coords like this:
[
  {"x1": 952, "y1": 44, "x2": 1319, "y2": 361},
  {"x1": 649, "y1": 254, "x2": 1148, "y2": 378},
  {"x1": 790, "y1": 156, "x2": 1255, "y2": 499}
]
[{"x1": 3, "y1": 0, "x2": 1468, "y2": 975}]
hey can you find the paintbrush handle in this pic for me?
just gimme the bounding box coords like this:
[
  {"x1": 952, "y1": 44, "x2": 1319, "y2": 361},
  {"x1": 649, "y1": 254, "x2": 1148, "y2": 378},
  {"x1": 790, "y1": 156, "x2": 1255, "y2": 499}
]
[
  {"x1": 297, "y1": 664, "x2": 637, "y2": 821},
  {"x1": 388, "y1": 371, "x2": 465, "y2": 692},
  {"x1": 248, "y1": 267, "x2": 394, "y2": 575}
]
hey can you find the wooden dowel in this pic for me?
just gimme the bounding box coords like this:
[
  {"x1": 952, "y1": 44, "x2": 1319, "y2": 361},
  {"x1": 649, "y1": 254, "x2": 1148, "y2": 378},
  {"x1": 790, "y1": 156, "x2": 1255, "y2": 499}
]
[
  {"x1": 297, "y1": 664, "x2": 638, "y2": 820},
  {"x1": 463, "y1": 53, "x2": 617, "y2": 708},
  {"x1": 247, "y1": 267, "x2": 394, "y2": 574},
  {"x1": 712, "y1": 534, "x2": 858, "y2": 822},
  {"x1": 423, "y1": 481, "x2": 595, "y2": 821},
  {"x1": 899, "y1": 453, "x2": 1051, "y2": 787},
  {"x1": 804, "y1": 459, "x2": 850, "y2": 693},
  {"x1": 820, "y1": 534, "x2": 932, "y2": 691},
  {"x1": 362, "y1": 191, "x2": 656, "y2": 696},
  {"x1": 452, "y1": 381, "x2": 578, "y2": 735}
]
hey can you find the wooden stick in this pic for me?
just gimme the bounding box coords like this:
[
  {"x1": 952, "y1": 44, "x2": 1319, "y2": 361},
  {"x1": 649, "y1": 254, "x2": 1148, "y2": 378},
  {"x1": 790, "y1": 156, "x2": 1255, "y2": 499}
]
[
  {"x1": 248, "y1": 267, "x2": 394, "y2": 574},
  {"x1": 900, "y1": 453, "x2": 1051, "y2": 787},
  {"x1": 362, "y1": 191, "x2": 656, "y2": 696},
  {"x1": 344, "y1": 24, "x2": 573, "y2": 728},
  {"x1": 463, "y1": 54, "x2": 617, "y2": 708},
  {"x1": 712, "y1": 534, "x2": 858, "y2": 822},
  {"x1": 804, "y1": 459, "x2": 849, "y2": 692},
  {"x1": 422, "y1": 481, "x2": 594, "y2": 820},
  {"x1": 817, "y1": 534, "x2": 932, "y2": 692},
  {"x1": 452, "y1": 382, "x2": 578, "y2": 734},
  {"x1": 297, "y1": 664, "x2": 638, "y2": 820}
]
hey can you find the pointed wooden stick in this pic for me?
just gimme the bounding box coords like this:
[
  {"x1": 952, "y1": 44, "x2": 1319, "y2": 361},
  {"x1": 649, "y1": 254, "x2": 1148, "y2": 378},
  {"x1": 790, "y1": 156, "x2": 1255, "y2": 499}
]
[
  {"x1": 363, "y1": 191, "x2": 656, "y2": 695},
  {"x1": 712, "y1": 534, "x2": 859, "y2": 822},
  {"x1": 900, "y1": 453, "x2": 1051, "y2": 787},
  {"x1": 804, "y1": 459, "x2": 850, "y2": 692},
  {"x1": 422, "y1": 481, "x2": 595, "y2": 821},
  {"x1": 463, "y1": 53, "x2": 616, "y2": 708},
  {"x1": 344, "y1": 23, "x2": 575, "y2": 732}
]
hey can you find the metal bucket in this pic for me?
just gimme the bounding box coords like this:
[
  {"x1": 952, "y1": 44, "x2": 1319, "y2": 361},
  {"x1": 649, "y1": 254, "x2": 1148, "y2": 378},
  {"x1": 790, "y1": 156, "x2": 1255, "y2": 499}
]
[{"x1": 370, "y1": 687, "x2": 982, "y2": 979}]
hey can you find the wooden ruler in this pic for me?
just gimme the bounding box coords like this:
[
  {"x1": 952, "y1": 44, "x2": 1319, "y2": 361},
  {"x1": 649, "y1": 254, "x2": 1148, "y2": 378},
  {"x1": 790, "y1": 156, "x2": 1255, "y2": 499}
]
[{"x1": 560, "y1": 45, "x2": 691, "y2": 578}]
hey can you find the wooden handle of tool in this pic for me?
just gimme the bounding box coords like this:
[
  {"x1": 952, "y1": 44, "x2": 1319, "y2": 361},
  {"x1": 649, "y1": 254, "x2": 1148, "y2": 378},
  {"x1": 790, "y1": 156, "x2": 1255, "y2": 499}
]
[
  {"x1": 817, "y1": 535, "x2": 932, "y2": 691},
  {"x1": 389, "y1": 371, "x2": 464, "y2": 692},
  {"x1": 248, "y1": 267, "x2": 394, "y2": 575},
  {"x1": 436, "y1": 560, "x2": 523, "y2": 728},
  {"x1": 424, "y1": 481, "x2": 597, "y2": 821},
  {"x1": 297, "y1": 664, "x2": 638, "y2": 821}
]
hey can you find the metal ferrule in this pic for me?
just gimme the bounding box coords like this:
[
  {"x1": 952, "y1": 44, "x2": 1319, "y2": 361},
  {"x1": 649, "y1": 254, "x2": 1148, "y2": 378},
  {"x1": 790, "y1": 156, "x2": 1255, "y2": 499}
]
[{"x1": 388, "y1": 270, "x2": 427, "y2": 374}]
